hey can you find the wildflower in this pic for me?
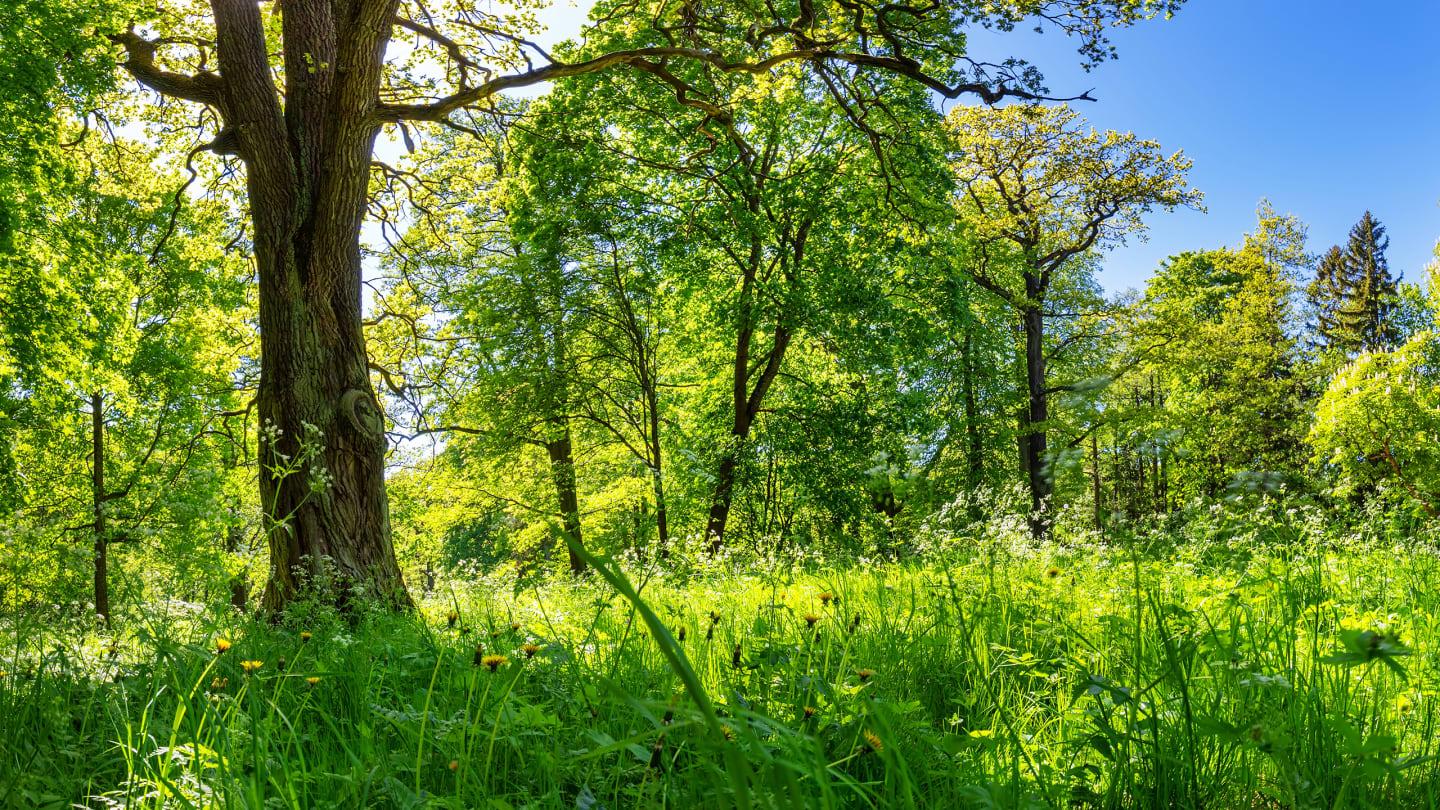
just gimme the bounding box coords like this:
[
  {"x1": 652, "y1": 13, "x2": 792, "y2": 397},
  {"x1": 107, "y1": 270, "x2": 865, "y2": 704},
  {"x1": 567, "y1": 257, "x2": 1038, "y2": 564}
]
[
  {"x1": 448, "y1": 759, "x2": 459, "y2": 772},
  {"x1": 300, "y1": 631, "x2": 312, "y2": 643},
  {"x1": 240, "y1": 660, "x2": 263, "y2": 675},
  {"x1": 864, "y1": 730, "x2": 883, "y2": 753},
  {"x1": 818, "y1": 593, "x2": 833, "y2": 606},
  {"x1": 210, "y1": 676, "x2": 229, "y2": 691},
  {"x1": 1045, "y1": 566, "x2": 1062, "y2": 580},
  {"x1": 105, "y1": 642, "x2": 119, "y2": 657},
  {"x1": 472, "y1": 645, "x2": 485, "y2": 667},
  {"x1": 803, "y1": 614, "x2": 820, "y2": 628},
  {"x1": 856, "y1": 668, "x2": 875, "y2": 682},
  {"x1": 731, "y1": 644, "x2": 743, "y2": 669},
  {"x1": 305, "y1": 676, "x2": 321, "y2": 688},
  {"x1": 215, "y1": 637, "x2": 232, "y2": 655},
  {"x1": 803, "y1": 706, "x2": 817, "y2": 720},
  {"x1": 521, "y1": 643, "x2": 541, "y2": 659},
  {"x1": 446, "y1": 610, "x2": 459, "y2": 628},
  {"x1": 510, "y1": 622, "x2": 522, "y2": 633},
  {"x1": 481, "y1": 654, "x2": 508, "y2": 673},
  {"x1": 1396, "y1": 694, "x2": 1416, "y2": 714},
  {"x1": 720, "y1": 725, "x2": 735, "y2": 741}
]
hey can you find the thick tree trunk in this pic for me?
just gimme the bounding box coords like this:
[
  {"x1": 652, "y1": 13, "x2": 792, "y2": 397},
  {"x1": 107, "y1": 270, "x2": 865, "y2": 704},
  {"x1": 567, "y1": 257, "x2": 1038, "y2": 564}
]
[
  {"x1": 204, "y1": 0, "x2": 410, "y2": 611},
  {"x1": 91, "y1": 392, "x2": 110, "y2": 625},
  {"x1": 545, "y1": 426, "x2": 586, "y2": 574},
  {"x1": 1020, "y1": 290, "x2": 1051, "y2": 541}
]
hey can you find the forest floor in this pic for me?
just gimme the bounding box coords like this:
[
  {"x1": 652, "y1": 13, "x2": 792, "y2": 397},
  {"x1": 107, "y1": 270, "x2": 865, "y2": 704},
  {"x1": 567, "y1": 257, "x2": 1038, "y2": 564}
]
[{"x1": 4, "y1": 541, "x2": 1440, "y2": 808}]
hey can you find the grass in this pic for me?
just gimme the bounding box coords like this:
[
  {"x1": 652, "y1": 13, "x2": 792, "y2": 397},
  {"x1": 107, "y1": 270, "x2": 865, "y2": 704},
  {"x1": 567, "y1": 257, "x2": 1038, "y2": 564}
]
[{"x1": 4, "y1": 539, "x2": 1440, "y2": 808}]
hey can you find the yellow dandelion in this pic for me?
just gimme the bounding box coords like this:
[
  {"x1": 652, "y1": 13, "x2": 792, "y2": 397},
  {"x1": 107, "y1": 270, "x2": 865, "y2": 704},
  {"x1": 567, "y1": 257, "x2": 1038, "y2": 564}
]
[
  {"x1": 1045, "y1": 566, "x2": 1062, "y2": 580},
  {"x1": 210, "y1": 676, "x2": 229, "y2": 690},
  {"x1": 300, "y1": 631, "x2": 312, "y2": 643},
  {"x1": 864, "y1": 730, "x2": 883, "y2": 752},
  {"x1": 305, "y1": 676, "x2": 321, "y2": 687},
  {"x1": 240, "y1": 660, "x2": 263, "y2": 674},
  {"x1": 803, "y1": 614, "x2": 821, "y2": 628},
  {"x1": 509, "y1": 622, "x2": 522, "y2": 633},
  {"x1": 446, "y1": 611, "x2": 459, "y2": 628},
  {"x1": 720, "y1": 724, "x2": 735, "y2": 741},
  {"x1": 215, "y1": 637, "x2": 232, "y2": 654},
  {"x1": 818, "y1": 593, "x2": 834, "y2": 606},
  {"x1": 448, "y1": 759, "x2": 459, "y2": 772},
  {"x1": 521, "y1": 643, "x2": 541, "y2": 659},
  {"x1": 856, "y1": 668, "x2": 875, "y2": 682},
  {"x1": 803, "y1": 706, "x2": 817, "y2": 719},
  {"x1": 481, "y1": 654, "x2": 508, "y2": 673}
]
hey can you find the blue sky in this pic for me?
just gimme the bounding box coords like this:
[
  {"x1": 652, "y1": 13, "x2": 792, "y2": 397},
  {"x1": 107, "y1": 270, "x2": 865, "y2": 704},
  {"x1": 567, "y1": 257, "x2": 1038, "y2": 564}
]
[
  {"x1": 963, "y1": 0, "x2": 1440, "y2": 293},
  {"x1": 532, "y1": 0, "x2": 1440, "y2": 294}
]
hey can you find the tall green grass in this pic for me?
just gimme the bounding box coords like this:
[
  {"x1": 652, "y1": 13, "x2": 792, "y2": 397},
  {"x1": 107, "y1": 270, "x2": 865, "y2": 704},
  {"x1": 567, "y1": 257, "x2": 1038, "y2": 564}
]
[{"x1": 3, "y1": 541, "x2": 1439, "y2": 808}]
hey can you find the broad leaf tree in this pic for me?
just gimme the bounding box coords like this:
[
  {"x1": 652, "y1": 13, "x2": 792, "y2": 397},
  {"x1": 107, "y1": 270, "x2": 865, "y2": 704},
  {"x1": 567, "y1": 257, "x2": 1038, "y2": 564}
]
[
  {"x1": 104, "y1": 0, "x2": 1185, "y2": 607},
  {"x1": 944, "y1": 103, "x2": 1199, "y2": 538}
]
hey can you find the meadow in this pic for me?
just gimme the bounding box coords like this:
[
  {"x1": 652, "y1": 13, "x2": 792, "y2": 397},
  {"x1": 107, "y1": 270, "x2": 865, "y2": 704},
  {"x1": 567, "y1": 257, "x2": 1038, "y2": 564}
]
[{"x1": 5, "y1": 536, "x2": 1439, "y2": 809}]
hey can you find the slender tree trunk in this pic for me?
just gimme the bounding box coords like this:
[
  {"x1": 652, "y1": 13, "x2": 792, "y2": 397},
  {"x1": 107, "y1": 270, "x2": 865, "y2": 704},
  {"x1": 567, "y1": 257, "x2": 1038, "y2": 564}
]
[
  {"x1": 962, "y1": 324, "x2": 984, "y2": 491},
  {"x1": 1090, "y1": 430, "x2": 1102, "y2": 531},
  {"x1": 224, "y1": 508, "x2": 249, "y2": 612},
  {"x1": 1020, "y1": 283, "x2": 1051, "y2": 540},
  {"x1": 545, "y1": 424, "x2": 586, "y2": 574},
  {"x1": 707, "y1": 437, "x2": 744, "y2": 552},
  {"x1": 647, "y1": 401, "x2": 669, "y2": 553},
  {"x1": 90, "y1": 392, "x2": 110, "y2": 625},
  {"x1": 706, "y1": 260, "x2": 791, "y2": 551}
]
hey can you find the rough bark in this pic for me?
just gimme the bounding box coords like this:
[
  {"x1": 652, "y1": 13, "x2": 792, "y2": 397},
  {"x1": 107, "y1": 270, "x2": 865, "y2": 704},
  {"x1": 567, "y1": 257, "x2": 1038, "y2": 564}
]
[{"x1": 214, "y1": 0, "x2": 409, "y2": 611}]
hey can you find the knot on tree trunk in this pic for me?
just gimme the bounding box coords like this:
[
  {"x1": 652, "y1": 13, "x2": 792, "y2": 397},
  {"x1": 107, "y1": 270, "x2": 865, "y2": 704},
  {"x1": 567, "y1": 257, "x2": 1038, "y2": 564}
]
[{"x1": 340, "y1": 388, "x2": 383, "y2": 440}]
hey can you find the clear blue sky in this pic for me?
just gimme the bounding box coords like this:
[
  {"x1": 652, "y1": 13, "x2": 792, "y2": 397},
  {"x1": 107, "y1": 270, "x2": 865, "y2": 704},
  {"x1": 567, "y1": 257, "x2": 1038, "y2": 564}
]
[{"x1": 533, "y1": 0, "x2": 1440, "y2": 294}]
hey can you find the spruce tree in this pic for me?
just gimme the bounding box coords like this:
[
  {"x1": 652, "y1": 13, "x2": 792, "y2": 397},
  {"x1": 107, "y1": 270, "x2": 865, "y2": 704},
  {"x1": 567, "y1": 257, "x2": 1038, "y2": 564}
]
[
  {"x1": 1309, "y1": 212, "x2": 1400, "y2": 355},
  {"x1": 1307, "y1": 245, "x2": 1348, "y2": 348}
]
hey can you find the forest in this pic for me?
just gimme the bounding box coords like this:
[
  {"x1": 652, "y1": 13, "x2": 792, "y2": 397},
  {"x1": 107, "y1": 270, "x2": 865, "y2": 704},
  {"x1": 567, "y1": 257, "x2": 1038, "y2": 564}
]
[{"x1": 2, "y1": 0, "x2": 1439, "y2": 807}]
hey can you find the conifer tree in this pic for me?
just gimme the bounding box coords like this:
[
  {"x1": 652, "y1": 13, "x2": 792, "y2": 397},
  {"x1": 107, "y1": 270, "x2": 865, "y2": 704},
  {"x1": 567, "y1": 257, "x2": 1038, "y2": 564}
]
[
  {"x1": 1311, "y1": 212, "x2": 1400, "y2": 355},
  {"x1": 1307, "y1": 245, "x2": 1348, "y2": 349}
]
